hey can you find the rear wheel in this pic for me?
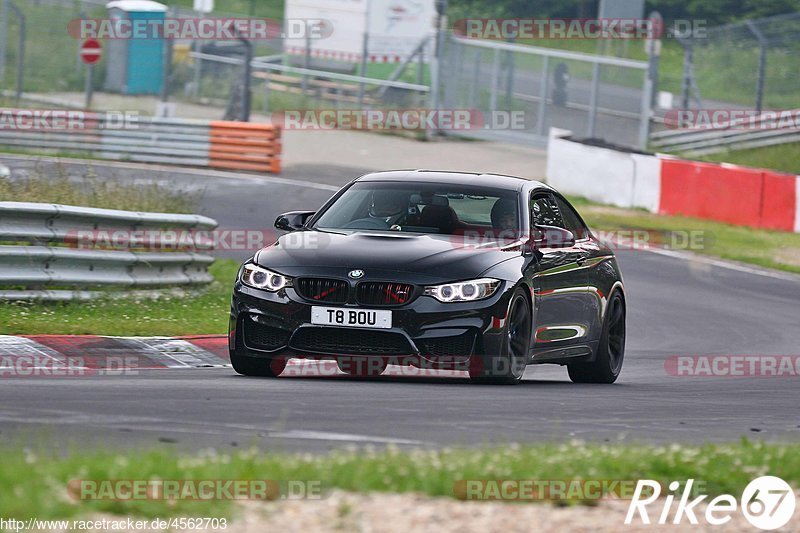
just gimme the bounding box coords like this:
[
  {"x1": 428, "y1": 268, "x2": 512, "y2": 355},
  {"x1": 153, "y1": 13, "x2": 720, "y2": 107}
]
[
  {"x1": 337, "y1": 357, "x2": 388, "y2": 377},
  {"x1": 568, "y1": 290, "x2": 625, "y2": 384},
  {"x1": 230, "y1": 353, "x2": 287, "y2": 377},
  {"x1": 470, "y1": 287, "x2": 531, "y2": 385}
]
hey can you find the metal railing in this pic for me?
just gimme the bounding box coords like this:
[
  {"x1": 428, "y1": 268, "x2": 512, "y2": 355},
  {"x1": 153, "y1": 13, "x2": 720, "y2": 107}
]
[
  {"x1": 0, "y1": 110, "x2": 282, "y2": 172},
  {"x1": 0, "y1": 201, "x2": 218, "y2": 300},
  {"x1": 186, "y1": 51, "x2": 430, "y2": 117},
  {"x1": 649, "y1": 108, "x2": 800, "y2": 155},
  {"x1": 674, "y1": 12, "x2": 800, "y2": 112},
  {"x1": 439, "y1": 32, "x2": 654, "y2": 149}
]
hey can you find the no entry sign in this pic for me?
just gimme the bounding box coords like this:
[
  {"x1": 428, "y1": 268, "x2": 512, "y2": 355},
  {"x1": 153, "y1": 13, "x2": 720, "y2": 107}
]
[{"x1": 80, "y1": 39, "x2": 102, "y2": 65}]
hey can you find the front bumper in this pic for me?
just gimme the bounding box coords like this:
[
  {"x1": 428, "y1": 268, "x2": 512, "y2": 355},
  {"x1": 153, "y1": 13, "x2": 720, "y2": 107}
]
[{"x1": 229, "y1": 280, "x2": 516, "y2": 369}]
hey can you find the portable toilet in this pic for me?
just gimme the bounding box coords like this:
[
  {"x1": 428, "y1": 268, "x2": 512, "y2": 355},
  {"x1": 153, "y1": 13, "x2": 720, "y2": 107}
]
[{"x1": 104, "y1": 0, "x2": 167, "y2": 95}]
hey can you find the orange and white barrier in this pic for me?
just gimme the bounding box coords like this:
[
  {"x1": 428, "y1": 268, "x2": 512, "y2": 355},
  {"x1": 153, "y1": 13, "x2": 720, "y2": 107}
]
[
  {"x1": 209, "y1": 121, "x2": 281, "y2": 174},
  {"x1": 0, "y1": 109, "x2": 282, "y2": 174}
]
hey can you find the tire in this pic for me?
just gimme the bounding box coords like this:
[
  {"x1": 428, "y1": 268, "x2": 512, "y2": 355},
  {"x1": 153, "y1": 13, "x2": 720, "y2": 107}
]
[
  {"x1": 230, "y1": 353, "x2": 287, "y2": 377},
  {"x1": 568, "y1": 290, "x2": 626, "y2": 384},
  {"x1": 337, "y1": 357, "x2": 388, "y2": 377},
  {"x1": 470, "y1": 286, "x2": 531, "y2": 385}
]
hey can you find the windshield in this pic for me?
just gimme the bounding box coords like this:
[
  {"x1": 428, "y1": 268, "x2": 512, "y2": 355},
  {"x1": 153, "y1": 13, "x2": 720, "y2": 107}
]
[{"x1": 311, "y1": 182, "x2": 521, "y2": 239}]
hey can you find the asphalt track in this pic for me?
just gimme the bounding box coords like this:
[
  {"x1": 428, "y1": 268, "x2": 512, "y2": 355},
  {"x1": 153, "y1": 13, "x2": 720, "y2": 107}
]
[{"x1": 1, "y1": 155, "x2": 799, "y2": 452}]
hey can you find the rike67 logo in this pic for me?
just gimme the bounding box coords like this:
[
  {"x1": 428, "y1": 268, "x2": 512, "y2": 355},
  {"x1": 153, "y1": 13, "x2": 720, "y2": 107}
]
[{"x1": 625, "y1": 476, "x2": 796, "y2": 530}]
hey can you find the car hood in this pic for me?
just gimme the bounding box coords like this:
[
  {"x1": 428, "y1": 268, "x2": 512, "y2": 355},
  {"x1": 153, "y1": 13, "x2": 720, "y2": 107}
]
[{"x1": 254, "y1": 230, "x2": 521, "y2": 283}]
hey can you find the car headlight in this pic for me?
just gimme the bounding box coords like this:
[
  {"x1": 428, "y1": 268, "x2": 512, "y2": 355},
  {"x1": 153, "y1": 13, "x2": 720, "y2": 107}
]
[
  {"x1": 240, "y1": 264, "x2": 291, "y2": 291},
  {"x1": 423, "y1": 278, "x2": 501, "y2": 302}
]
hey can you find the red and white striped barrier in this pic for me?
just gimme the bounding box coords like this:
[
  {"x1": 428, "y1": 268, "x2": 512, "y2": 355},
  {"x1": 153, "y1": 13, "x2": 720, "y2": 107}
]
[
  {"x1": 0, "y1": 335, "x2": 470, "y2": 378},
  {"x1": 0, "y1": 335, "x2": 229, "y2": 376},
  {"x1": 547, "y1": 128, "x2": 800, "y2": 233},
  {"x1": 285, "y1": 47, "x2": 405, "y2": 63}
]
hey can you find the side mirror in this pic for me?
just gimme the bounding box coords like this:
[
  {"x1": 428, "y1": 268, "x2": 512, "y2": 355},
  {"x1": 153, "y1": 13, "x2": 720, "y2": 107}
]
[
  {"x1": 274, "y1": 211, "x2": 316, "y2": 232},
  {"x1": 532, "y1": 225, "x2": 575, "y2": 249}
]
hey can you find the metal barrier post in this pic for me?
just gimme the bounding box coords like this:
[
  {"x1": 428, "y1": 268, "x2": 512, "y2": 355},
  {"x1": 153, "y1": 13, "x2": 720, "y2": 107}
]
[
  {"x1": 469, "y1": 47, "x2": 480, "y2": 109},
  {"x1": 745, "y1": 20, "x2": 768, "y2": 112},
  {"x1": 357, "y1": 32, "x2": 368, "y2": 106},
  {"x1": 0, "y1": 0, "x2": 7, "y2": 84},
  {"x1": 84, "y1": 64, "x2": 93, "y2": 109},
  {"x1": 239, "y1": 37, "x2": 253, "y2": 122},
  {"x1": 191, "y1": 10, "x2": 202, "y2": 97},
  {"x1": 160, "y1": 35, "x2": 172, "y2": 103},
  {"x1": 535, "y1": 56, "x2": 549, "y2": 136},
  {"x1": 638, "y1": 71, "x2": 654, "y2": 150},
  {"x1": 489, "y1": 48, "x2": 500, "y2": 113},
  {"x1": 586, "y1": 61, "x2": 600, "y2": 138},
  {"x1": 505, "y1": 38, "x2": 514, "y2": 108},
  {"x1": 302, "y1": 26, "x2": 311, "y2": 93},
  {"x1": 7, "y1": 1, "x2": 23, "y2": 102},
  {"x1": 417, "y1": 47, "x2": 424, "y2": 86},
  {"x1": 261, "y1": 71, "x2": 270, "y2": 113}
]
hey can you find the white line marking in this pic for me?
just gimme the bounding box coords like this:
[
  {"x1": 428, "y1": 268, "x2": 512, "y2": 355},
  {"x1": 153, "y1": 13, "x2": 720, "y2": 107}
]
[
  {"x1": 602, "y1": 234, "x2": 800, "y2": 283},
  {"x1": 269, "y1": 429, "x2": 423, "y2": 445},
  {"x1": 0, "y1": 409, "x2": 426, "y2": 445},
  {"x1": 640, "y1": 247, "x2": 800, "y2": 282}
]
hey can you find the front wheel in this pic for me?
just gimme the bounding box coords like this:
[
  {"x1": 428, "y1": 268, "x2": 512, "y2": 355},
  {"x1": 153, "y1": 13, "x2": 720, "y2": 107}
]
[
  {"x1": 230, "y1": 353, "x2": 287, "y2": 377},
  {"x1": 568, "y1": 290, "x2": 625, "y2": 384},
  {"x1": 470, "y1": 287, "x2": 531, "y2": 385}
]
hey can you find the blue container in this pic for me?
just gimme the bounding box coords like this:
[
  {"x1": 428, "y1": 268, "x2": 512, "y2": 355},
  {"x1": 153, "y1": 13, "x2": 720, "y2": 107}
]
[{"x1": 104, "y1": 1, "x2": 167, "y2": 95}]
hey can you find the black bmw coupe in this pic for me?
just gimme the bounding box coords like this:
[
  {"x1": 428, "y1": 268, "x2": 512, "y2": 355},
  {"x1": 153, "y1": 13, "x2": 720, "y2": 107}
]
[{"x1": 229, "y1": 170, "x2": 626, "y2": 384}]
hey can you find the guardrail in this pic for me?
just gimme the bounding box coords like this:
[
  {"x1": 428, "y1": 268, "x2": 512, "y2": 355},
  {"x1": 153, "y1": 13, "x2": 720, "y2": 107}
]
[
  {"x1": 0, "y1": 201, "x2": 218, "y2": 300},
  {"x1": 649, "y1": 109, "x2": 800, "y2": 156},
  {"x1": 0, "y1": 110, "x2": 281, "y2": 173}
]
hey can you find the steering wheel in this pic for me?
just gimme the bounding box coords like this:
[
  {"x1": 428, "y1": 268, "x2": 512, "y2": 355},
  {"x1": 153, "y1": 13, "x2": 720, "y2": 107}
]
[{"x1": 342, "y1": 217, "x2": 390, "y2": 230}]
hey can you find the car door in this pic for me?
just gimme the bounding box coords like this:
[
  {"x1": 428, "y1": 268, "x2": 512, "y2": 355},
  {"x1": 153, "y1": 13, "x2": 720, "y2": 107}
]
[
  {"x1": 551, "y1": 193, "x2": 612, "y2": 346},
  {"x1": 527, "y1": 192, "x2": 593, "y2": 359}
]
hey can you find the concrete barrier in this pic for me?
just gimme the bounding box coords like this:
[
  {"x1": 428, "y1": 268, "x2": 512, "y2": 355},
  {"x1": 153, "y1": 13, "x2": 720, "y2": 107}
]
[
  {"x1": 546, "y1": 128, "x2": 661, "y2": 211},
  {"x1": 546, "y1": 128, "x2": 800, "y2": 233}
]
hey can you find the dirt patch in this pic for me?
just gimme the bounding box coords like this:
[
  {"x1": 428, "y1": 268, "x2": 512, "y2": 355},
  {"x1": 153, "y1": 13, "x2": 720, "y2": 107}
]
[
  {"x1": 226, "y1": 491, "x2": 770, "y2": 533},
  {"x1": 774, "y1": 246, "x2": 800, "y2": 268}
]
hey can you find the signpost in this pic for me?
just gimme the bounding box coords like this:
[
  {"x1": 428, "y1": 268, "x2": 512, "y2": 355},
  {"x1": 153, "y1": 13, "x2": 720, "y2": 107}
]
[{"x1": 80, "y1": 38, "x2": 102, "y2": 109}]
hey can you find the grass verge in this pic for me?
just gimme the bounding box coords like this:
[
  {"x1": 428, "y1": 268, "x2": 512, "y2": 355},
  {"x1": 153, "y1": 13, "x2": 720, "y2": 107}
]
[
  {"x1": 695, "y1": 142, "x2": 800, "y2": 176},
  {"x1": 1, "y1": 440, "x2": 797, "y2": 520},
  {"x1": 0, "y1": 164, "x2": 199, "y2": 213},
  {"x1": 570, "y1": 198, "x2": 800, "y2": 275},
  {"x1": 0, "y1": 260, "x2": 238, "y2": 336}
]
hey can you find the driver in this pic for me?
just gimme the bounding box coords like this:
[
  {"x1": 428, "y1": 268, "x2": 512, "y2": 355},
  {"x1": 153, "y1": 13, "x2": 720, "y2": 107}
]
[
  {"x1": 369, "y1": 190, "x2": 408, "y2": 225},
  {"x1": 490, "y1": 198, "x2": 518, "y2": 232}
]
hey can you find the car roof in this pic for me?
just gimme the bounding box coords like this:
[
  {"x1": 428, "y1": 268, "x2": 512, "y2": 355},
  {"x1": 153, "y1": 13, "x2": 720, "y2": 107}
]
[{"x1": 354, "y1": 170, "x2": 550, "y2": 192}]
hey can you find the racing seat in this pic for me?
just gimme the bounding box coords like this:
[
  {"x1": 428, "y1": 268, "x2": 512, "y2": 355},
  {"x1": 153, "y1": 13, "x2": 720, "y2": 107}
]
[{"x1": 420, "y1": 205, "x2": 459, "y2": 234}]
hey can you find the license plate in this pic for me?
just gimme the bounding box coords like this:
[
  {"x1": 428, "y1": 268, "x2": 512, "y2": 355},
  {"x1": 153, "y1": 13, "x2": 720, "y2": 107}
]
[{"x1": 311, "y1": 306, "x2": 392, "y2": 329}]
